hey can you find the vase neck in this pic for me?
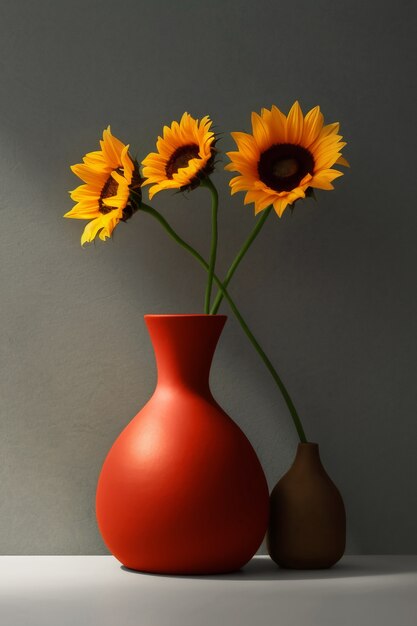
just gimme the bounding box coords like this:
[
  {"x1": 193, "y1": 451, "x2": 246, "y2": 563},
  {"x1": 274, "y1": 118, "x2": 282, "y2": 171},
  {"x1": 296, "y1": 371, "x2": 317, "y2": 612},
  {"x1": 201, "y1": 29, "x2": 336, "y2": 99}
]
[
  {"x1": 145, "y1": 315, "x2": 227, "y2": 395},
  {"x1": 292, "y1": 442, "x2": 323, "y2": 471}
]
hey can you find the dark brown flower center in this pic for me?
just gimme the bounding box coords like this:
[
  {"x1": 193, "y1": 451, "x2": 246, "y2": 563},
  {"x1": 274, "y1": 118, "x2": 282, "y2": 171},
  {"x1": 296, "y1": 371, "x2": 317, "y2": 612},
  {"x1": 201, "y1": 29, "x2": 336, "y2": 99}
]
[
  {"x1": 99, "y1": 169, "x2": 123, "y2": 214},
  {"x1": 258, "y1": 144, "x2": 315, "y2": 192},
  {"x1": 165, "y1": 144, "x2": 200, "y2": 179}
]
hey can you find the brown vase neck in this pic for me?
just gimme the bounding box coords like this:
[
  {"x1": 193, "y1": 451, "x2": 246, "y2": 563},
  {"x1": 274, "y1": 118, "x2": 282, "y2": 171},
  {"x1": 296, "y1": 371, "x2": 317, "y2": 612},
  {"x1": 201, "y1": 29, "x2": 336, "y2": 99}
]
[{"x1": 291, "y1": 442, "x2": 324, "y2": 471}]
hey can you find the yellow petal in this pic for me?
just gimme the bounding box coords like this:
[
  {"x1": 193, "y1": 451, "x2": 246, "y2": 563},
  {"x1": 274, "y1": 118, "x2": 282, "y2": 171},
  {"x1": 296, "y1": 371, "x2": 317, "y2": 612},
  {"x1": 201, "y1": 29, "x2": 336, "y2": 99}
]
[
  {"x1": 336, "y1": 155, "x2": 350, "y2": 167},
  {"x1": 302, "y1": 106, "x2": 324, "y2": 146},
  {"x1": 81, "y1": 211, "x2": 120, "y2": 246},
  {"x1": 273, "y1": 197, "x2": 289, "y2": 217},
  {"x1": 286, "y1": 101, "x2": 304, "y2": 144},
  {"x1": 310, "y1": 169, "x2": 344, "y2": 190},
  {"x1": 251, "y1": 112, "x2": 270, "y2": 151},
  {"x1": 269, "y1": 105, "x2": 287, "y2": 142},
  {"x1": 230, "y1": 132, "x2": 259, "y2": 157},
  {"x1": 64, "y1": 198, "x2": 101, "y2": 218}
]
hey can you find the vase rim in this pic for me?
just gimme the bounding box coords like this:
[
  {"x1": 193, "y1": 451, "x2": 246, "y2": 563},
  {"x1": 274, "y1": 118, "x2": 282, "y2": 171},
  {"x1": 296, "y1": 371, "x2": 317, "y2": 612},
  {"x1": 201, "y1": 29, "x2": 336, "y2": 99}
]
[{"x1": 144, "y1": 314, "x2": 227, "y2": 319}]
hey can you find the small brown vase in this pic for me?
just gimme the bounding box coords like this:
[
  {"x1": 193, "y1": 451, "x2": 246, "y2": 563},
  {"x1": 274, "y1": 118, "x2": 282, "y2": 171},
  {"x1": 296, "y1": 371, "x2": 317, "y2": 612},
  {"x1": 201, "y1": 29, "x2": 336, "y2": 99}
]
[{"x1": 267, "y1": 443, "x2": 346, "y2": 569}]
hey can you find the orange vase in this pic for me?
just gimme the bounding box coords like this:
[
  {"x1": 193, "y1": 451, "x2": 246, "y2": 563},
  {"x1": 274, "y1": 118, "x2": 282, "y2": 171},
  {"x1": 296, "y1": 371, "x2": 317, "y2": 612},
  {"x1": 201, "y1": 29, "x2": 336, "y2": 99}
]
[{"x1": 96, "y1": 314, "x2": 269, "y2": 574}]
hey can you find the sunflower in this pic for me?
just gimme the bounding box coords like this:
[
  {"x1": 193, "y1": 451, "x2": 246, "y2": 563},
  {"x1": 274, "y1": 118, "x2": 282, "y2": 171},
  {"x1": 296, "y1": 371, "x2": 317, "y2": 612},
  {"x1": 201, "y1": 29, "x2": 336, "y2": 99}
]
[
  {"x1": 225, "y1": 102, "x2": 349, "y2": 217},
  {"x1": 64, "y1": 127, "x2": 142, "y2": 245},
  {"x1": 141, "y1": 112, "x2": 216, "y2": 199}
]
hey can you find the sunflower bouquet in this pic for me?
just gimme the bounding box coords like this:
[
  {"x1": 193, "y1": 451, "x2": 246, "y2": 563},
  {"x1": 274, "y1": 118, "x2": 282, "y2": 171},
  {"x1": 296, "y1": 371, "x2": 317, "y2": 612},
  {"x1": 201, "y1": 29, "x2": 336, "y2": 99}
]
[{"x1": 65, "y1": 102, "x2": 348, "y2": 443}]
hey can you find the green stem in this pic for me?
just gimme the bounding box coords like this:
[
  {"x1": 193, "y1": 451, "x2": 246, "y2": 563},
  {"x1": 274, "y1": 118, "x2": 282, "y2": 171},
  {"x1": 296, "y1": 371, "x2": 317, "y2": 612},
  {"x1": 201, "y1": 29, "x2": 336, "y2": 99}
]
[
  {"x1": 210, "y1": 205, "x2": 273, "y2": 314},
  {"x1": 138, "y1": 201, "x2": 308, "y2": 443},
  {"x1": 202, "y1": 178, "x2": 218, "y2": 313}
]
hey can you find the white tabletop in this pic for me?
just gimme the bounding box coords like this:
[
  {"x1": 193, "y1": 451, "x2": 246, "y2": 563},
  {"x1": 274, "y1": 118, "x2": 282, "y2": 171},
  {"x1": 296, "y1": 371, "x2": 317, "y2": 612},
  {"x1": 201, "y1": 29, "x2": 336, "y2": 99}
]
[{"x1": 0, "y1": 555, "x2": 416, "y2": 626}]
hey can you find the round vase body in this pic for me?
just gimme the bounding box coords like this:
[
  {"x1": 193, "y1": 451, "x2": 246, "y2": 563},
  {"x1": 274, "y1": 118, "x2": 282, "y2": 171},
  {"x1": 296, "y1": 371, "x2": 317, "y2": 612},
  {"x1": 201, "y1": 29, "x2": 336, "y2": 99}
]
[
  {"x1": 96, "y1": 314, "x2": 269, "y2": 574},
  {"x1": 267, "y1": 443, "x2": 346, "y2": 569}
]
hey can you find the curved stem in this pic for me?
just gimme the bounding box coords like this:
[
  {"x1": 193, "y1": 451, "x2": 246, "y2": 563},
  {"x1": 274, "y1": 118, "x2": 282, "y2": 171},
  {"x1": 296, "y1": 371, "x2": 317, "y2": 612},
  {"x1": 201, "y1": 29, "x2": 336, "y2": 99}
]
[
  {"x1": 210, "y1": 205, "x2": 273, "y2": 314},
  {"x1": 202, "y1": 178, "x2": 218, "y2": 313},
  {"x1": 139, "y1": 201, "x2": 307, "y2": 443}
]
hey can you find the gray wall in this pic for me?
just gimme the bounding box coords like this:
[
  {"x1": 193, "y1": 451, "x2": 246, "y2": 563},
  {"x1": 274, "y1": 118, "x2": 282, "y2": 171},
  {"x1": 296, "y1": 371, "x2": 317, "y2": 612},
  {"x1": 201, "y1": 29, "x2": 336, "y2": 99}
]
[{"x1": 0, "y1": 0, "x2": 416, "y2": 555}]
